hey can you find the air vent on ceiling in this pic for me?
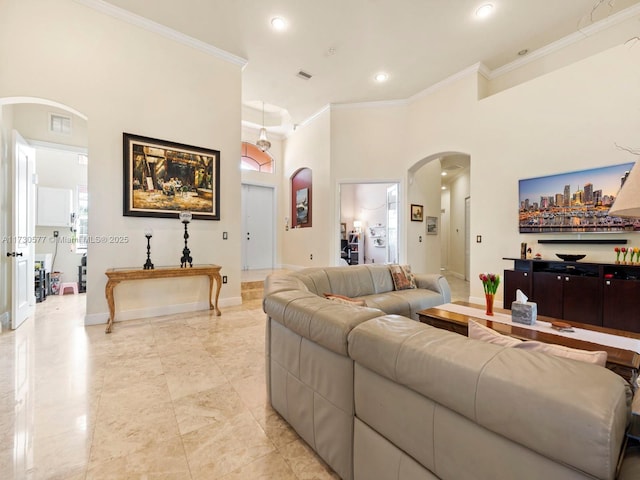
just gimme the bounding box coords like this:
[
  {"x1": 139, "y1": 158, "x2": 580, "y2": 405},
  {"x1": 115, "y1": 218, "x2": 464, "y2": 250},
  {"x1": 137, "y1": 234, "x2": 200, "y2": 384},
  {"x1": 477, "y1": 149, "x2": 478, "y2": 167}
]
[{"x1": 297, "y1": 70, "x2": 312, "y2": 80}]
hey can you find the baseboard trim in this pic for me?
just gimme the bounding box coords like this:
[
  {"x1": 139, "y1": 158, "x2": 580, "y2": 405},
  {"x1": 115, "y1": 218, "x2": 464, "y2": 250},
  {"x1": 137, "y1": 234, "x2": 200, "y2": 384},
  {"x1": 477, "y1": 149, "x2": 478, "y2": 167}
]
[
  {"x1": 85, "y1": 297, "x2": 244, "y2": 326},
  {"x1": 447, "y1": 271, "x2": 466, "y2": 280},
  {"x1": 220, "y1": 296, "x2": 243, "y2": 307},
  {"x1": 84, "y1": 312, "x2": 109, "y2": 326}
]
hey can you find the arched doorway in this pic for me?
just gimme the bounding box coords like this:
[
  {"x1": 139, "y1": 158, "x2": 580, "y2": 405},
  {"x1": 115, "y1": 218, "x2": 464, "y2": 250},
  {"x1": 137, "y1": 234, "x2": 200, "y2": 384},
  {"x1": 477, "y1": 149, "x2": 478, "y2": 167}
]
[
  {"x1": 0, "y1": 97, "x2": 88, "y2": 328},
  {"x1": 408, "y1": 152, "x2": 470, "y2": 299}
]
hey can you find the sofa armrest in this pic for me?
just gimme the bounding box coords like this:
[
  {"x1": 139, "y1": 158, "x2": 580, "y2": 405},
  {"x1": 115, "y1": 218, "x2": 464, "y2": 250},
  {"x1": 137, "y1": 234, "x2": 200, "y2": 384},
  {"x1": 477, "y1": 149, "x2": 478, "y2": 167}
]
[
  {"x1": 264, "y1": 274, "x2": 310, "y2": 296},
  {"x1": 413, "y1": 274, "x2": 451, "y2": 303}
]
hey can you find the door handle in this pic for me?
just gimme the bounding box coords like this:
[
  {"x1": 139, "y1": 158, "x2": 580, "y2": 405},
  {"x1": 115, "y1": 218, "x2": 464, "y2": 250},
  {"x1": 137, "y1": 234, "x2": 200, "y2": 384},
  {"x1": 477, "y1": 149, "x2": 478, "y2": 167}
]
[{"x1": 6, "y1": 252, "x2": 23, "y2": 257}]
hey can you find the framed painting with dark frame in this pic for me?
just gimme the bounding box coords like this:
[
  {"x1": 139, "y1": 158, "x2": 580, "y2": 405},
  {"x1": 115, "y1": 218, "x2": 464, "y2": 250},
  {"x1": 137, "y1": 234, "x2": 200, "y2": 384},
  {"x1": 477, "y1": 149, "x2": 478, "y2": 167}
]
[
  {"x1": 291, "y1": 167, "x2": 312, "y2": 228},
  {"x1": 411, "y1": 204, "x2": 424, "y2": 222},
  {"x1": 123, "y1": 133, "x2": 220, "y2": 220}
]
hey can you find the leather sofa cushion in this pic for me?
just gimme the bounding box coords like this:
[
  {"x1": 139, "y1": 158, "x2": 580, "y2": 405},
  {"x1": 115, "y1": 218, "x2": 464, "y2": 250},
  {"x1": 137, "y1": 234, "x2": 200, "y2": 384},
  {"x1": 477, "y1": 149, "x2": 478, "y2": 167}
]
[
  {"x1": 265, "y1": 290, "x2": 383, "y2": 355},
  {"x1": 291, "y1": 264, "x2": 409, "y2": 297},
  {"x1": 362, "y1": 289, "x2": 446, "y2": 320},
  {"x1": 349, "y1": 316, "x2": 630, "y2": 480}
]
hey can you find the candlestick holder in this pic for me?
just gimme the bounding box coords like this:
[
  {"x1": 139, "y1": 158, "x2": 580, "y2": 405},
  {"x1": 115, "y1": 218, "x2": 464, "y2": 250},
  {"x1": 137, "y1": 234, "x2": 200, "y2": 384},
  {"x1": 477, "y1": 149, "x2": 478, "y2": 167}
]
[
  {"x1": 179, "y1": 211, "x2": 193, "y2": 268},
  {"x1": 143, "y1": 231, "x2": 154, "y2": 270}
]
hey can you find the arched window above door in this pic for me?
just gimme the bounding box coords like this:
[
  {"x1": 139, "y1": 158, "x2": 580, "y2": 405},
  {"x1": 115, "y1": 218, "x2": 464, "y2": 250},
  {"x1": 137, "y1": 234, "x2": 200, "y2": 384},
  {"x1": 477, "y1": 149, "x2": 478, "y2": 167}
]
[{"x1": 241, "y1": 142, "x2": 273, "y2": 173}]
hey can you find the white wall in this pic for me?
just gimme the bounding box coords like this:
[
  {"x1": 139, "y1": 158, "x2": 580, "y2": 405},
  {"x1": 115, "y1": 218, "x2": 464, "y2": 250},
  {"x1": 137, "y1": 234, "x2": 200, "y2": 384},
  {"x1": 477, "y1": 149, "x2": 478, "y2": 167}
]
[
  {"x1": 281, "y1": 108, "x2": 331, "y2": 268},
  {"x1": 440, "y1": 187, "x2": 450, "y2": 270},
  {"x1": 447, "y1": 168, "x2": 470, "y2": 279},
  {"x1": 408, "y1": 160, "x2": 442, "y2": 274},
  {"x1": 12, "y1": 103, "x2": 88, "y2": 148},
  {"x1": 322, "y1": 40, "x2": 640, "y2": 304},
  {"x1": 331, "y1": 104, "x2": 408, "y2": 264},
  {"x1": 471, "y1": 43, "x2": 640, "y2": 303},
  {"x1": 0, "y1": 0, "x2": 243, "y2": 324}
]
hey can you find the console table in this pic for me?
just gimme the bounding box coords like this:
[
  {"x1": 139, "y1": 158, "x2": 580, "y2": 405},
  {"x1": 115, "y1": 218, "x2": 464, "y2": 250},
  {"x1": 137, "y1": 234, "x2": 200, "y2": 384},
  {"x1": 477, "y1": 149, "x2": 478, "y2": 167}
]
[
  {"x1": 104, "y1": 265, "x2": 222, "y2": 333},
  {"x1": 418, "y1": 302, "x2": 640, "y2": 384}
]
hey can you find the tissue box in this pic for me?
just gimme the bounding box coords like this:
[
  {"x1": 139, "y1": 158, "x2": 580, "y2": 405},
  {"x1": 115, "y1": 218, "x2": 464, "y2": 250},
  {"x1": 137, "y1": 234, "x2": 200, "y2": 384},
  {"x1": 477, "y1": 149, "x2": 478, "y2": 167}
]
[{"x1": 511, "y1": 301, "x2": 537, "y2": 325}]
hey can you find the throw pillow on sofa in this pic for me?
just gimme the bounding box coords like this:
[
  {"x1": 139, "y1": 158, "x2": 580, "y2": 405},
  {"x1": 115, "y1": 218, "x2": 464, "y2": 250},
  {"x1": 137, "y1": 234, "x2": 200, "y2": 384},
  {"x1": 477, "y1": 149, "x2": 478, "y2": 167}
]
[
  {"x1": 468, "y1": 320, "x2": 607, "y2": 367},
  {"x1": 389, "y1": 264, "x2": 416, "y2": 290},
  {"x1": 324, "y1": 293, "x2": 366, "y2": 306},
  {"x1": 467, "y1": 319, "x2": 522, "y2": 347}
]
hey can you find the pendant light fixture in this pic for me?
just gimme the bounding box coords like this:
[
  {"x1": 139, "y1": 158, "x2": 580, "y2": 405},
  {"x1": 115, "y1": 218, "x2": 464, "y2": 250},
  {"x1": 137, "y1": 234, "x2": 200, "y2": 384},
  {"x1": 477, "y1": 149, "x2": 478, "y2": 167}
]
[{"x1": 256, "y1": 101, "x2": 271, "y2": 152}]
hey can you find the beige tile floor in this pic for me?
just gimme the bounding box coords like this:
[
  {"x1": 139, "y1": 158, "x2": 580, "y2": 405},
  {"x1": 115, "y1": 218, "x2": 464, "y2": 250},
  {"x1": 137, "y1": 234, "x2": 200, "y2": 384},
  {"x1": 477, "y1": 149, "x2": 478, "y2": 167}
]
[
  {"x1": 441, "y1": 271, "x2": 470, "y2": 303},
  {"x1": 0, "y1": 292, "x2": 339, "y2": 480},
  {"x1": 0, "y1": 269, "x2": 467, "y2": 480}
]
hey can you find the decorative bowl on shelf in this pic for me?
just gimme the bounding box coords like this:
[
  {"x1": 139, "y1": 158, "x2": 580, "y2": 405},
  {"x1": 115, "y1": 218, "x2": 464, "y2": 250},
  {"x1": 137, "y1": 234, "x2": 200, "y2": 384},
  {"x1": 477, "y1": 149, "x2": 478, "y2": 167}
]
[{"x1": 555, "y1": 253, "x2": 586, "y2": 262}]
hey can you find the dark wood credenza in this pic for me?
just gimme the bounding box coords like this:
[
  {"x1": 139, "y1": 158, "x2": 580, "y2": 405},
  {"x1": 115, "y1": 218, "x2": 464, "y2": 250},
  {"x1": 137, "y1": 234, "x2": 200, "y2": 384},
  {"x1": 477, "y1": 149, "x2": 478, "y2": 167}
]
[{"x1": 503, "y1": 258, "x2": 640, "y2": 333}]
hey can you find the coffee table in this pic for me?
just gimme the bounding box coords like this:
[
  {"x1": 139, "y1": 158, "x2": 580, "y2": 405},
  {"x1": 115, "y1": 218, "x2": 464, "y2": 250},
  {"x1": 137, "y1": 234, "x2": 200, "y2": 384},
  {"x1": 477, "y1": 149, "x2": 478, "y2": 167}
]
[{"x1": 418, "y1": 301, "x2": 640, "y2": 385}]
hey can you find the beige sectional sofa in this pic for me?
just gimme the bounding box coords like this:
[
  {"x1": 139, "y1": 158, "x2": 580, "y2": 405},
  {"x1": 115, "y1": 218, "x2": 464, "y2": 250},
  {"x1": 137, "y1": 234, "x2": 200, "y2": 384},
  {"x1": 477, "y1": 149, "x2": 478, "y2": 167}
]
[
  {"x1": 349, "y1": 316, "x2": 639, "y2": 480},
  {"x1": 263, "y1": 265, "x2": 640, "y2": 480}
]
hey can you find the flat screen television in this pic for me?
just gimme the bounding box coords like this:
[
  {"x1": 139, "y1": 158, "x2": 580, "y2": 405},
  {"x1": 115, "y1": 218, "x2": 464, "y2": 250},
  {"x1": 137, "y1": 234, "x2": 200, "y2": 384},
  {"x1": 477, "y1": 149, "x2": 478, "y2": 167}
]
[{"x1": 519, "y1": 162, "x2": 636, "y2": 233}]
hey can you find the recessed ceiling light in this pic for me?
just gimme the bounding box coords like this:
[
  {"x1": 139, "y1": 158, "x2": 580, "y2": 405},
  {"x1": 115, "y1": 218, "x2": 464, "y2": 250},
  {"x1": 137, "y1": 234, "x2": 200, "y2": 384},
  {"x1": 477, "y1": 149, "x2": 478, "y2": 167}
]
[
  {"x1": 374, "y1": 72, "x2": 389, "y2": 83},
  {"x1": 441, "y1": 186, "x2": 447, "y2": 190},
  {"x1": 441, "y1": 171, "x2": 447, "y2": 176},
  {"x1": 271, "y1": 17, "x2": 287, "y2": 30},
  {"x1": 475, "y1": 4, "x2": 494, "y2": 18}
]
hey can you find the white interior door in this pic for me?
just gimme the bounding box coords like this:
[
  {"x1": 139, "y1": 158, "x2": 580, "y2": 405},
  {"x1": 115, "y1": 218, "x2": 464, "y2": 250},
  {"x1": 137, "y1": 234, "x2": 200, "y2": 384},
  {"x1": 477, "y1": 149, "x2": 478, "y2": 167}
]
[
  {"x1": 241, "y1": 184, "x2": 274, "y2": 270},
  {"x1": 11, "y1": 131, "x2": 36, "y2": 329}
]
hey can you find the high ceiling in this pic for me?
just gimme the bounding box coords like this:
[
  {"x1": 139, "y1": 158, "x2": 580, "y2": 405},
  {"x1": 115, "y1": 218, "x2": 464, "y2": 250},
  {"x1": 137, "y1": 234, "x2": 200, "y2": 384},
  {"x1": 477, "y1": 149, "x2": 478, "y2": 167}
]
[{"x1": 104, "y1": 0, "x2": 640, "y2": 133}]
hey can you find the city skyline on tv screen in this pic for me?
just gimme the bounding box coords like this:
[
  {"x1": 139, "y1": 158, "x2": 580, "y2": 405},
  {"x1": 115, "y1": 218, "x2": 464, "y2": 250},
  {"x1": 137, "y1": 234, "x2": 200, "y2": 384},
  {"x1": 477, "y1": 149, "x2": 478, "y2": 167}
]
[{"x1": 518, "y1": 162, "x2": 636, "y2": 233}]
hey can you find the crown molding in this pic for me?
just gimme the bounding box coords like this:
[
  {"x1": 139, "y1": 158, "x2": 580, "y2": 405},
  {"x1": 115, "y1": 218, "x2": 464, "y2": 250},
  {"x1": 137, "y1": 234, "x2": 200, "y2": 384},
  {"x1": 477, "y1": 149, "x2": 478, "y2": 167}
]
[
  {"x1": 489, "y1": 3, "x2": 640, "y2": 79},
  {"x1": 74, "y1": 0, "x2": 247, "y2": 68},
  {"x1": 409, "y1": 62, "x2": 489, "y2": 102},
  {"x1": 298, "y1": 104, "x2": 331, "y2": 128}
]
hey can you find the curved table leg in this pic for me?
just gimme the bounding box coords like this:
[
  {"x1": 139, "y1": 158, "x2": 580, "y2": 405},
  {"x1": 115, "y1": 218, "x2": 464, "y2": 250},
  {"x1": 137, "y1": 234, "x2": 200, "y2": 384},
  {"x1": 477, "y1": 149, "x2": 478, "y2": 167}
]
[
  {"x1": 104, "y1": 280, "x2": 119, "y2": 333},
  {"x1": 211, "y1": 273, "x2": 222, "y2": 316}
]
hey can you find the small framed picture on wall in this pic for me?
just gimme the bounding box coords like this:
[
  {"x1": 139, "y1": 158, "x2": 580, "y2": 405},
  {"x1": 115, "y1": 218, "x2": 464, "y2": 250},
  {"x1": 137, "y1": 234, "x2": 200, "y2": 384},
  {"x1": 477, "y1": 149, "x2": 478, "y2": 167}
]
[
  {"x1": 426, "y1": 216, "x2": 438, "y2": 235},
  {"x1": 411, "y1": 204, "x2": 424, "y2": 222}
]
